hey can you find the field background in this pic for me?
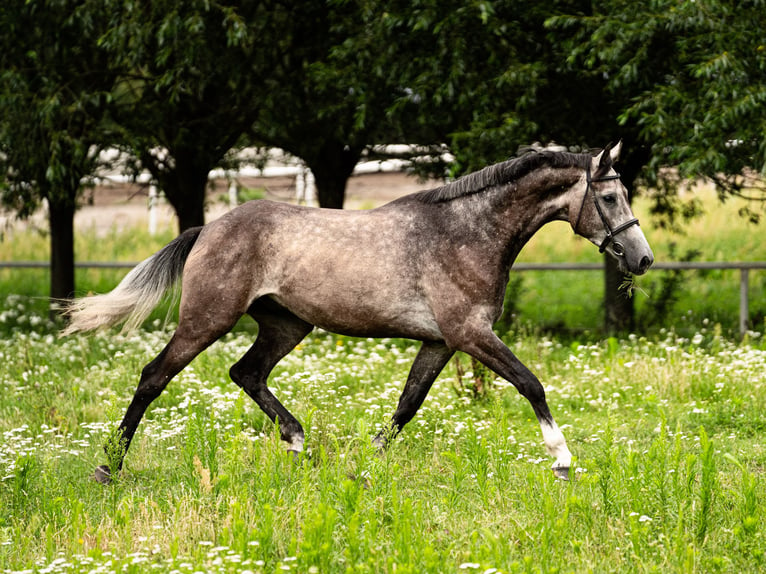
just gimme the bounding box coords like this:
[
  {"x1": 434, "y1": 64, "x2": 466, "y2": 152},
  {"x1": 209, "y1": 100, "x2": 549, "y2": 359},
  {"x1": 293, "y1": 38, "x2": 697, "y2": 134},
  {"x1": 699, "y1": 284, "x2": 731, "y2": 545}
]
[
  {"x1": 2, "y1": 177, "x2": 765, "y2": 336},
  {"x1": 1, "y1": 180, "x2": 765, "y2": 573}
]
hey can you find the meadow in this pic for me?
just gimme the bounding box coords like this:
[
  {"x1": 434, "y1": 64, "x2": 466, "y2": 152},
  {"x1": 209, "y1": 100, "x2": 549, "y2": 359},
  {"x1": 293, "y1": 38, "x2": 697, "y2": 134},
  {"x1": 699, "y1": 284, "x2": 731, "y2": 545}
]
[{"x1": 1, "y1": 185, "x2": 765, "y2": 573}]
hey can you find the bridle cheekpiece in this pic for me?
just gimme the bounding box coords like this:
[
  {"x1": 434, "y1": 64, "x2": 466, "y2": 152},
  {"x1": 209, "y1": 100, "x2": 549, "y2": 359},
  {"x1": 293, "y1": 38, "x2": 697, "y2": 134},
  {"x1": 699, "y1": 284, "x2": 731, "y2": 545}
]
[{"x1": 574, "y1": 165, "x2": 640, "y2": 255}]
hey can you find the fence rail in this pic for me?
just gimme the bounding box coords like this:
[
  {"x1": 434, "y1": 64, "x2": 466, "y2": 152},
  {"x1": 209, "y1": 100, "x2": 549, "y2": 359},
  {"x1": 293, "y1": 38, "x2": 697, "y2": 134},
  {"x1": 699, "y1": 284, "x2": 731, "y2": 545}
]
[
  {"x1": 2, "y1": 260, "x2": 765, "y2": 335},
  {"x1": 514, "y1": 261, "x2": 766, "y2": 336}
]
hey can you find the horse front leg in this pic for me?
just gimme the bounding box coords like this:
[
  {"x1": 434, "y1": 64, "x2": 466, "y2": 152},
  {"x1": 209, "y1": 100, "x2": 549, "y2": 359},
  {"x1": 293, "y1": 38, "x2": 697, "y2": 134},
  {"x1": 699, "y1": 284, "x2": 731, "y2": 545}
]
[
  {"x1": 373, "y1": 340, "x2": 454, "y2": 449},
  {"x1": 455, "y1": 329, "x2": 572, "y2": 480}
]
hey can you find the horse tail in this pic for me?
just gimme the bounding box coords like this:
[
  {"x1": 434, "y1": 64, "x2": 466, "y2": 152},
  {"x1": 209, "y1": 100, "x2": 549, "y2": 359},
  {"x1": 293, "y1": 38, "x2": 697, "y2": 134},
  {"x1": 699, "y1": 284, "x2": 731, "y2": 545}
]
[{"x1": 62, "y1": 226, "x2": 203, "y2": 335}]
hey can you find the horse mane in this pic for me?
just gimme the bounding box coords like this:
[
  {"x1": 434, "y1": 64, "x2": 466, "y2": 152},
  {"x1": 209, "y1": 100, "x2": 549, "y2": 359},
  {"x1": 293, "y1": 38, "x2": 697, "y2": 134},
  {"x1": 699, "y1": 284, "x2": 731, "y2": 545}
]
[{"x1": 415, "y1": 149, "x2": 592, "y2": 204}]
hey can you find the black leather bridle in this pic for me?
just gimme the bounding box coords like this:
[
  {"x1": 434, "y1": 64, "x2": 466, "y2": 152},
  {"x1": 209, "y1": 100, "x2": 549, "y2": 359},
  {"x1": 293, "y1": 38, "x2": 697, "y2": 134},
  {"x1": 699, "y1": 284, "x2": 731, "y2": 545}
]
[{"x1": 574, "y1": 165, "x2": 640, "y2": 255}]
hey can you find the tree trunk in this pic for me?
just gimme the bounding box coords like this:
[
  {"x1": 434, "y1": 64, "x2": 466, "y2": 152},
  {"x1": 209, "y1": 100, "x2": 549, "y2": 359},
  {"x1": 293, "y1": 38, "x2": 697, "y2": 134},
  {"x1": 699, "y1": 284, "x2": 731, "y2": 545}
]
[
  {"x1": 309, "y1": 143, "x2": 362, "y2": 209},
  {"x1": 169, "y1": 171, "x2": 207, "y2": 233},
  {"x1": 146, "y1": 149, "x2": 209, "y2": 233},
  {"x1": 48, "y1": 197, "x2": 76, "y2": 316},
  {"x1": 603, "y1": 142, "x2": 648, "y2": 333},
  {"x1": 157, "y1": 156, "x2": 211, "y2": 234}
]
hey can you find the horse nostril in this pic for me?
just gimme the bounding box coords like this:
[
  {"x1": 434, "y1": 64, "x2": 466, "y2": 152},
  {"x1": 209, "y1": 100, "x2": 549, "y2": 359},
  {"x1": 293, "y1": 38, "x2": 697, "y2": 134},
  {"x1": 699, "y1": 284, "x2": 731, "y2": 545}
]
[{"x1": 639, "y1": 255, "x2": 652, "y2": 273}]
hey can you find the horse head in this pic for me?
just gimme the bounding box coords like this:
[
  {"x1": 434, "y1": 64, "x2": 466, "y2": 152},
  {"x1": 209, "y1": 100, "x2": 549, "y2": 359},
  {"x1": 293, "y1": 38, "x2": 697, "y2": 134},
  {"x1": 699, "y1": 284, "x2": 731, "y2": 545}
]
[{"x1": 571, "y1": 142, "x2": 654, "y2": 275}]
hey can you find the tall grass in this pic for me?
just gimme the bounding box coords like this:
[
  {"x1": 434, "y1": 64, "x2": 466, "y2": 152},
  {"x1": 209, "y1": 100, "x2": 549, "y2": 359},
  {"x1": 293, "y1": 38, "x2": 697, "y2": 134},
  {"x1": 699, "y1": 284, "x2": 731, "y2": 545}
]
[
  {"x1": 1, "y1": 313, "x2": 765, "y2": 573},
  {"x1": 0, "y1": 182, "x2": 765, "y2": 571}
]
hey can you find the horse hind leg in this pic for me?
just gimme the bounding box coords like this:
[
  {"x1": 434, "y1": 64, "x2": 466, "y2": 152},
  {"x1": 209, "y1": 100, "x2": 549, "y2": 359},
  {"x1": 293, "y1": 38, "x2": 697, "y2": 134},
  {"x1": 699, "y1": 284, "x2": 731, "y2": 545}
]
[
  {"x1": 229, "y1": 304, "x2": 313, "y2": 456},
  {"x1": 95, "y1": 319, "x2": 238, "y2": 483},
  {"x1": 95, "y1": 283, "x2": 247, "y2": 483}
]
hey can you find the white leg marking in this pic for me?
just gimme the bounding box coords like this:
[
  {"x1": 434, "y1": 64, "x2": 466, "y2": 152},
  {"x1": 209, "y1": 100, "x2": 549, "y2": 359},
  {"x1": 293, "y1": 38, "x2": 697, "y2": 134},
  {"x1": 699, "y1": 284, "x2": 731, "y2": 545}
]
[
  {"x1": 540, "y1": 420, "x2": 572, "y2": 470},
  {"x1": 287, "y1": 436, "x2": 304, "y2": 453}
]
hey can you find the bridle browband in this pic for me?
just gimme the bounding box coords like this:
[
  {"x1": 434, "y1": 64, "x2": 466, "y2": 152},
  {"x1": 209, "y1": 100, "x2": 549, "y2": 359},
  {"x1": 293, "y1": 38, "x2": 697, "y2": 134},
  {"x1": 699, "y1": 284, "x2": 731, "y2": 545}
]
[{"x1": 574, "y1": 165, "x2": 640, "y2": 254}]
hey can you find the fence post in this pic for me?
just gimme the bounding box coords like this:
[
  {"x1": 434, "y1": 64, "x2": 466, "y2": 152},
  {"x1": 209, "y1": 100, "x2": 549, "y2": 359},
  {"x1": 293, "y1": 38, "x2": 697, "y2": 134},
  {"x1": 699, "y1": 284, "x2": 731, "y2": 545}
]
[
  {"x1": 740, "y1": 268, "x2": 749, "y2": 337},
  {"x1": 228, "y1": 180, "x2": 238, "y2": 209},
  {"x1": 148, "y1": 184, "x2": 158, "y2": 235},
  {"x1": 295, "y1": 166, "x2": 318, "y2": 207}
]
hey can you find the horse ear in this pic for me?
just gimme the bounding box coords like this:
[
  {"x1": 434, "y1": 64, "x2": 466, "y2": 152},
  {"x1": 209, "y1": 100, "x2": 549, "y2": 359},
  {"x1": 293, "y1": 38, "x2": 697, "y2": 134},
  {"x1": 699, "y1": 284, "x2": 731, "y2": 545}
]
[
  {"x1": 609, "y1": 140, "x2": 623, "y2": 163},
  {"x1": 597, "y1": 142, "x2": 614, "y2": 170}
]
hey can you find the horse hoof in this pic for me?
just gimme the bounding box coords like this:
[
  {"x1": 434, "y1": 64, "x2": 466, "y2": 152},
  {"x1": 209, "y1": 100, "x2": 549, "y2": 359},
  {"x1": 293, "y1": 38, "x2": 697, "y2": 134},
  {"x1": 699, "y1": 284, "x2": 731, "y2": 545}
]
[
  {"x1": 93, "y1": 465, "x2": 112, "y2": 484},
  {"x1": 371, "y1": 436, "x2": 386, "y2": 452},
  {"x1": 346, "y1": 472, "x2": 372, "y2": 490},
  {"x1": 287, "y1": 449, "x2": 310, "y2": 464},
  {"x1": 552, "y1": 466, "x2": 570, "y2": 481}
]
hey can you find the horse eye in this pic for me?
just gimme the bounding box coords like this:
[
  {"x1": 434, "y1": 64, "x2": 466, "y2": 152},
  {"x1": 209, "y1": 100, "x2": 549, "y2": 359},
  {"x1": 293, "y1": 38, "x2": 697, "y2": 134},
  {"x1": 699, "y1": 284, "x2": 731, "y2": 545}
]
[{"x1": 602, "y1": 194, "x2": 617, "y2": 205}]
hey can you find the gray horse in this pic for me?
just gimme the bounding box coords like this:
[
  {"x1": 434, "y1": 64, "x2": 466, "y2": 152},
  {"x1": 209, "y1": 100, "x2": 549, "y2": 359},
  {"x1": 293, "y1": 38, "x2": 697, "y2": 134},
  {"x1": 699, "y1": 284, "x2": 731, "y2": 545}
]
[{"x1": 65, "y1": 142, "x2": 653, "y2": 483}]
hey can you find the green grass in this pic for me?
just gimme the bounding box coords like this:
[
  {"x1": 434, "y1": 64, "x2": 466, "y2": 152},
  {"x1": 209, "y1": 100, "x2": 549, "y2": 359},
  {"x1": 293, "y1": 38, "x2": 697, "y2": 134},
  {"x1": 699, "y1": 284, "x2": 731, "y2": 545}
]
[
  {"x1": 1, "y1": 318, "x2": 765, "y2": 573},
  {"x1": 1, "y1": 184, "x2": 765, "y2": 572},
  {"x1": 512, "y1": 184, "x2": 766, "y2": 335}
]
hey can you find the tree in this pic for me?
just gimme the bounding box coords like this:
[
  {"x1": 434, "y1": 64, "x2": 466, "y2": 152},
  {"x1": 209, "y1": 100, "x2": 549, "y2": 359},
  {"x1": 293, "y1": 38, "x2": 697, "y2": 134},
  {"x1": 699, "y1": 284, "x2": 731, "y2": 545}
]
[
  {"x1": 243, "y1": 1, "x2": 366, "y2": 209},
  {"x1": 247, "y1": 1, "x2": 444, "y2": 209},
  {"x1": 546, "y1": 0, "x2": 766, "y2": 328},
  {"x1": 98, "y1": 0, "x2": 298, "y2": 232},
  {"x1": 567, "y1": 0, "x2": 766, "y2": 221},
  {"x1": 0, "y1": 0, "x2": 116, "y2": 304}
]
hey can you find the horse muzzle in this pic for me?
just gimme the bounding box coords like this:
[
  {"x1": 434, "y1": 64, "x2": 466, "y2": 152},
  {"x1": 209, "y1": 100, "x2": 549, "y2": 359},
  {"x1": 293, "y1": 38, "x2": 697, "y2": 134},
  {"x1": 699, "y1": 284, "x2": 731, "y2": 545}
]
[{"x1": 606, "y1": 227, "x2": 654, "y2": 276}]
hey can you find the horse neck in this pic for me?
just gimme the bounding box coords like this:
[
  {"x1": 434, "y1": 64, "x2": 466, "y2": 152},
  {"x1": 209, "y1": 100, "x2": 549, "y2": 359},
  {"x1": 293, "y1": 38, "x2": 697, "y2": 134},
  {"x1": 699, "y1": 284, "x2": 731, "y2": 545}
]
[{"x1": 454, "y1": 165, "x2": 583, "y2": 263}]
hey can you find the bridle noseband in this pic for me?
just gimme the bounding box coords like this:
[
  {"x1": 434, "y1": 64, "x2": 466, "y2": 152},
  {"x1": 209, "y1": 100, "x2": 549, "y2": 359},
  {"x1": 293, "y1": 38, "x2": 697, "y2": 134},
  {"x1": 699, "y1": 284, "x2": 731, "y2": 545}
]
[{"x1": 574, "y1": 165, "x2": 640, "y2": 254}]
